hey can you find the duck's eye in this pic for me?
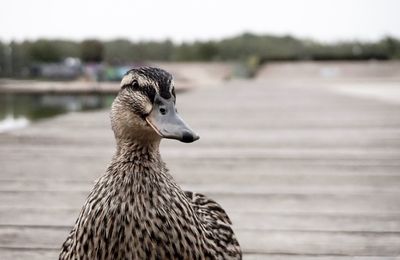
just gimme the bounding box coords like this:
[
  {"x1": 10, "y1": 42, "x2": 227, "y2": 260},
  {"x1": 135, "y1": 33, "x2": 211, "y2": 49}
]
[
  {"x1": 131, "y1": 80, "x2": 139, "y2": 88},
  {"x1": 159, "y1": 107, "x2": 167, "y2": 115}
]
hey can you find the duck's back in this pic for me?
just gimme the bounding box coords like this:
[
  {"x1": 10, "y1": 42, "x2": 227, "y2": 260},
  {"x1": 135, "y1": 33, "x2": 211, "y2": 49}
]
[
  {"x1": 185, "y1": 191, "x2": 242, "y2": 258},
  {"x1": 59, "y1": 167, "x2": 241, "y2": 260}
]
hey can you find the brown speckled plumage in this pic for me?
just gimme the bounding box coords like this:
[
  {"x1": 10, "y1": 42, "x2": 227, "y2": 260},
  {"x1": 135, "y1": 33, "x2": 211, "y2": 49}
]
[{"x1": 59, "y1": 67, "x2": 241, "y2": 259}]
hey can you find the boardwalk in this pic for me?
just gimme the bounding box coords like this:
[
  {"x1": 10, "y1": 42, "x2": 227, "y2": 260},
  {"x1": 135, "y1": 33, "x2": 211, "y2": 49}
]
[{"x1": 0, "y1": 75, "x2": 400, "y2": 259}]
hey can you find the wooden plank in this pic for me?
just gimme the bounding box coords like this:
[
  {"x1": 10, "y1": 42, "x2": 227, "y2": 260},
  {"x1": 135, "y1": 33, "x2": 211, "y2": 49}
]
[
  {"x1": 0, "y1": 179, "x2": 399, "y2": 194},
  {"x1": 1, "y1": 161, "x2": 400, "y2": 182},
  {"x1": 0, "y1": 249, "x2": 396, "y2": 260},
  {"x1": 0, "y1": 226, "x2": 399, "y2": 256},
  {"x1": 237, "y1": 229, "x2": 400, "y2": 256},
  {"x1": 0, "y1": 249, "x2": 58, "y2": 260},
  {"x1": 0, "y1": 191, "x2": 399, "y2": 215},
  {"x1": 0, "y1": 208, "x2": 399, "y2": 233},
  {"x1": 2, "y1": 127, "x2": 400, "y2": 147},
  {"x1": 245, "y1": 255, "x2": 400, "y2": 260}
]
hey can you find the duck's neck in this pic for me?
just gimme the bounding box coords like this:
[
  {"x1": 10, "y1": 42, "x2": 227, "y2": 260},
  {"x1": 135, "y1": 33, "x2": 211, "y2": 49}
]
[
  {"x1": 107, "y1": 138, "x2": 171, "y2": 194},
  {"x1": 114, "y1": 138, "x2": 162, "y2": 165}
]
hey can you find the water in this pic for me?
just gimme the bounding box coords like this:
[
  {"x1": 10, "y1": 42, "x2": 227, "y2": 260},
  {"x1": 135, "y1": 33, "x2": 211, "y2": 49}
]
[{"x1": 0, "y1": 93, "x2": 116, "y2": 132}]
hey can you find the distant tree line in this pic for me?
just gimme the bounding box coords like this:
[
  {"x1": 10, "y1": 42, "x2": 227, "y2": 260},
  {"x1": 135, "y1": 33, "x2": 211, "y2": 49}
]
[{"x1": 0, "y1": 33, "x2": 399, "y2": 77}]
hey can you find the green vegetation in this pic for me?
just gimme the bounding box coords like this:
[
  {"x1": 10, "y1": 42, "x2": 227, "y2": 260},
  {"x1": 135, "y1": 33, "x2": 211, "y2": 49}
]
[
  {"x1": 81, "y1": 40, "x2": 104, "y2": 63},
  {"x1": 1, "y1": 33, "x2": 400, "y2": 77}
]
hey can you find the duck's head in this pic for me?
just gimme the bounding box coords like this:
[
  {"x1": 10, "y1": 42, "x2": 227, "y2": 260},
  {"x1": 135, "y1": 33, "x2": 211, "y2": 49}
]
[{"x1": 111, "y1": 67, "x2": 199, "y2": 145}]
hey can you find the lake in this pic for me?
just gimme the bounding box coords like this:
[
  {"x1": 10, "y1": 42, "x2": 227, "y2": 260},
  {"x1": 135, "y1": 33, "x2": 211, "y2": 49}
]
[{"x1": 0, "y1": 93, "x2": 116, "y2": 132}]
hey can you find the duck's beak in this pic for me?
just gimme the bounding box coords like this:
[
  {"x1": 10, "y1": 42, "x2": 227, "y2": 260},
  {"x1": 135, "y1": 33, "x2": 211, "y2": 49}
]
[{"x1": 146, "y1": 94, "x2": 200, "y2": 143}]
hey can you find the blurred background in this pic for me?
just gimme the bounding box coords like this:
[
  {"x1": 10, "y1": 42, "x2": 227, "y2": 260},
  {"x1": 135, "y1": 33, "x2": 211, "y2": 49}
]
[{"x1": 0, "y1": 0, "x2": 400, "y2": 259}]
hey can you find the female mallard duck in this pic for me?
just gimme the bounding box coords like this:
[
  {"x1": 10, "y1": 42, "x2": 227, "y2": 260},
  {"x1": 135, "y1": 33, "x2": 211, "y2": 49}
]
[{"x1": 59, "y1": 67, "x2": 242, "y2": 259}]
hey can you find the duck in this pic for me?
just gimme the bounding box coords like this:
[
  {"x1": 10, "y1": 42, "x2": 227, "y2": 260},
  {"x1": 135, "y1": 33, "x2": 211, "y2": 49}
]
[{"x1": 59, "y1": 67, "x2": 242, "y2": 260}]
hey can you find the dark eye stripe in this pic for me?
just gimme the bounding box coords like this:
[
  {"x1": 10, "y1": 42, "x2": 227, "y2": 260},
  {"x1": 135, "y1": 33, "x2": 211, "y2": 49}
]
[
  {"x1": 123, "y1": 84, "x2": 156, "y2": 104},
  {"x1": 121, "y1": 80, "x2": 140, "y2": 90}
]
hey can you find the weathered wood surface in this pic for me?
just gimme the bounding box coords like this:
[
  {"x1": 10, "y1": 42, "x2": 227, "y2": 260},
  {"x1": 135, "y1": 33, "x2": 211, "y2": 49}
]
[{"x1": 0, "y1": 77, "x2": 400, "y2": 259}]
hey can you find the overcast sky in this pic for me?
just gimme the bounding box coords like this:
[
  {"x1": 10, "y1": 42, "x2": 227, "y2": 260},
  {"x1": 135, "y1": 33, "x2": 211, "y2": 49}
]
[{"x1": 1, "y1": 0, "x2": 399, "y2": 42}]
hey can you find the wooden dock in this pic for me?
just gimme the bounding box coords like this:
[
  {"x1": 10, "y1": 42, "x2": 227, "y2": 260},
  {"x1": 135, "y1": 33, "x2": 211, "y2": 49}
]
[{"x1": 0, "y1": 77, "x2": 400, "y2": 259}]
